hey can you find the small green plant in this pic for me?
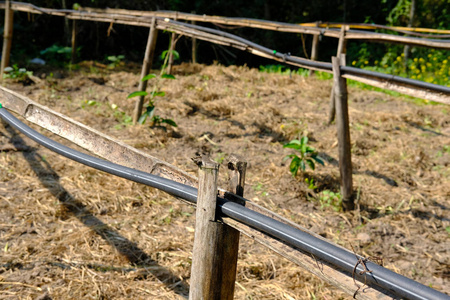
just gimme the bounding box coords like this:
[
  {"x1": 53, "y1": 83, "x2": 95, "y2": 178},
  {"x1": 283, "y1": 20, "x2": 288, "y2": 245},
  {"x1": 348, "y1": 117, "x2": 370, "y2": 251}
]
[
  {"x1": 40, "y1": 44, "x2": 76, "y2": 65},
  {"x1": 3, "y1": 64, "x2": 33, "y2": 81},
  {"x1": 259, "y1": 64, "x2": 309, "y2": 76},
  {"x1": 127, "y1": 47, "x2": 179, "y2": 127},
  {"x1": 305, "y1": 177, "x2": 318, "y2": 191},
  {"x1": 106, "y1": 55, "x2": 125, "y2": 69},
  {"x1": 318, "y1": 190, "x2": 342, "y2": 211},
  {"x1": 111, "y1": 103, "x2": 132, "y2": 127},
  {"x1": 283, "y1": 136, "x2": 324, "y2": 177}
]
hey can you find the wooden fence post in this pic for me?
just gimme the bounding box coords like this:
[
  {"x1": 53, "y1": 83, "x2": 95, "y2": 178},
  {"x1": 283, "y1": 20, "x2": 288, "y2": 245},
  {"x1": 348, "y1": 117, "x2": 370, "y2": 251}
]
[
  {"x1": 327, "y1": 25, "x2": 348, "y2": 125},
  {"x1": 1, "y1": 0, "x2": 14, "y2": 79},
  {"x1": 332, "y1": 55, "x2": 354, "y2": 210},
  {"x1": 133, "y1": 17, "x2": 158, "y2": 124},
  {"x1": 189, "y1": 155, "x2": 221, "y2": 300},
  {"x1": 308, "y1": 22, "x2": 320, "y2": 77},
  {"x1": 218, "y1": 154, "x2": 247, "y2": 299}
]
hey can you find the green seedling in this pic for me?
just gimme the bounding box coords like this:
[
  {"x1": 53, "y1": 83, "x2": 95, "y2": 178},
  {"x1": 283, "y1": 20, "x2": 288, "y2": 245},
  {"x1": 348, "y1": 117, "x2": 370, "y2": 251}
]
[
  {"x1": 107, "y1": 55, "x2": 125, "y2": 69},
  {"x1": 127, "y1": 45, "x2": 179, "y2": 127},
  {"x1": 283, "y1": 136, "x2": 324, "y2": 177}
]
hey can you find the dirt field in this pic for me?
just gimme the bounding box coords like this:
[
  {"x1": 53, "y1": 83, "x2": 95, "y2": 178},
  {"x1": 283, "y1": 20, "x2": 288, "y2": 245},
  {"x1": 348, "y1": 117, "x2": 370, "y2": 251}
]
[{"x1": 0, "y1": 62, "x2": 449, "y2": 299}]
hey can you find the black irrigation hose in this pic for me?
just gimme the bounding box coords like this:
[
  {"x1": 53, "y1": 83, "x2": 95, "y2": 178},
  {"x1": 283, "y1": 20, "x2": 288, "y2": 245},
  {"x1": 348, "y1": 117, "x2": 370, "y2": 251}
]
[
  {"x1": 165, "y1": 19, "x2": 450, "y2": 95},
  {"x1": 1, "y1": 107, "x2": 449, "y2": 300}
]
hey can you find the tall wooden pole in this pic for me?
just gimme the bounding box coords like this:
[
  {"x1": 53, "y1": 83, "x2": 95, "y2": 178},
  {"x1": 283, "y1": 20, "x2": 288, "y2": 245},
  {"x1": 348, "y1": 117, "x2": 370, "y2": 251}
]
[
  {"x1": 1, "y1": 0, "x2": 14, "y2": 79},
  {"x1": 218, "y1": 154, "x2": 246, "y2": 300},
  {"x1": 133, "y1": 17, "x2": 158, "y2": 124},
  {"x1": 189, "y1": 156, "x2": 221, "y2": 300},
  {"x1": 308, "y1": 22, "x2": 320, "y2": 77},
  {"x1": 327, "y1": 25, "x2": 348, "y2": 125},
  {"x1": 332, "y1": 55, "x2": 354, "y2": 210}
]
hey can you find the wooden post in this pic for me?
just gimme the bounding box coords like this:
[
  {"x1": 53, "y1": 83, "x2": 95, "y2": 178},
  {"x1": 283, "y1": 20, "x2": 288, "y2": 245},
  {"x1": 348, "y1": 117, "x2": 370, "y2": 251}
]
[
  {"x1": 189, "y1": 155, "x2": 221, "y2": 300},
  {"x1": 71, "y1": 20, "x2": 78, "y2": 64},
  {"x1": 308, "y1": 22, "x2": 320, "y2": 77},
  {"x1": 132, "y1": 17, "x2": 158, "y2": 124},
  {"x1": 327, "y1": 25, "x2": 348, "y2": 125},
  {"x1": 1, "y1": 0, "x2": 14, "y2": 79},
  {"x1": 218, "y1": 154, "x2": 247, "y2": 299},
  {"x1": 332, "y1": 55, "x2": 354, "y2": 210}
]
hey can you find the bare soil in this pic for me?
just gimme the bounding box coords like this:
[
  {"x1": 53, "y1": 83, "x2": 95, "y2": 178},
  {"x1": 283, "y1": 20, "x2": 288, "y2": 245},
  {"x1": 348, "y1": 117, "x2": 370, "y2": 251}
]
[{"x1": 0, "y1": 62, "x2": 449, "y2": 299}]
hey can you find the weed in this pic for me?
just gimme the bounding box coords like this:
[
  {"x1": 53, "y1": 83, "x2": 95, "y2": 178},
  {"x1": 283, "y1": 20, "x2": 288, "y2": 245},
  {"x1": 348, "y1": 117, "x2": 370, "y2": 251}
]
[
  {"x1": 352, "y1": 48, "x2": 450, "y2": 87},
  {"x1": 111, "y1": 103, "x2": 133, "y2": 127},
  {"x1": 253, "y1": 182, "x2": 269, "y2": 197},
  {"x1": 40, "y1": 44, "x2": 81, "y2": 67},
  {"x1": 283, "y1": 136, "x2": 324, "y2": 177},
  {"x1": 259, "y1": 64, "x2": 309, "y2": 76},
  {"x1": 107, "y1": 55, "x2": 125, "y2": 69},
  {"x1": 317, "y1": 190, "x2": 342, "y2": 211},
  {"x1": 305, "y1": 177, "x2": 318, "y2": 191},
  {"x1": 81, "y1": 100, "x2": 98, "y2": 108},
  {"x1": 3, "y1": 64, "x2": 33, "y2": 81}
]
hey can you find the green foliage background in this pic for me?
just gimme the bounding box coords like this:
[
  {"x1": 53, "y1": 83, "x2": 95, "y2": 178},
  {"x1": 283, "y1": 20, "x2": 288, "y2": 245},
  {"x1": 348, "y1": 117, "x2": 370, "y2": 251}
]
[{"x1": 1, "y1": 0, "x2": 449, "y2": 80}]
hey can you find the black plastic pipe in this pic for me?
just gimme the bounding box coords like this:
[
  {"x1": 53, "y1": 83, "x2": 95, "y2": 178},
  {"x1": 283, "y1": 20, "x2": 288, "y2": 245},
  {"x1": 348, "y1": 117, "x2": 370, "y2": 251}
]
[
  {"x1": 0, "y1": 107, "x2": 448, "y2": 300},
  {"x1": 165, "y1": 19, "x2": 450, "y2": 95}
]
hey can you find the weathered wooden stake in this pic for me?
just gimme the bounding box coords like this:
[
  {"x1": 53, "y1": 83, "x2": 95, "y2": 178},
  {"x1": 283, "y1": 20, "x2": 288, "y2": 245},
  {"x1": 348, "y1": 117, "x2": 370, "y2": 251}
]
[
  {"x1": 132, "y1": 17, "x2": 158, "y2": 124},
  {"x1": 1, "y1": 0, "x2": 14, "y2": 79},
  {"x1": 71, "y1": 20, "x2": 78, "y2": 64},
  {"x1": 332, "y1": 55, "x2": 354, "y2": 210},
  {"x1": 189, "y1": 155, "x2": 221, "y2": 300},
  {"x1": 327, "y1": 25, "x2": 348, "y2": 124},
  {"x1": 308, "y1": 22, "x2": 320, "y2": 77},
  {"x1": 218, "y1": 154, "x2": 247, "y2": 299}
]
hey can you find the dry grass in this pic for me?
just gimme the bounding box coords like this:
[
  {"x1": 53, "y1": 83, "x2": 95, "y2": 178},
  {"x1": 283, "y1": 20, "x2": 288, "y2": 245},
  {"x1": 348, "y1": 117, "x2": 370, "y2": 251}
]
[{"x1": 0, "y1": 62, "x2": 449, "y2": 299}]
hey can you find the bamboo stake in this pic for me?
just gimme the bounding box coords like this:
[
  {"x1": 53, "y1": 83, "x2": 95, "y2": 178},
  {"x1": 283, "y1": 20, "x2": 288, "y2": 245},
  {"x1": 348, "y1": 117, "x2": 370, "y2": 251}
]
[
  {"x1": 132, "y1": 17, "x2": 158, "y2": 124},
  {"x1": 328, "y1": 25, "x2": 348, "y2": 125},
  {"x1": 167, "y1": 14, "x2": 177, "y2": 74},
  {"x1": 218, "y1": 154, "x2": 247, "y2": 300},
  {"x1": 1, "y1": 0, "x2": 14, "y2": 79},
  {"x1": 71, "y1": 19, "x2": 77, "y2": 64},
  {"x1": 308, "y1": 22, "x2": 320, "y2": 77},
  {"x1": 332, "y1": 55, "x2": 354, "y2": 210},
  {"x1": 191, "y1": 16, "x2": 197, "y2": 64},
  {"x1": 189, "y1": 155, "x2": 221, "y2": 300}
]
